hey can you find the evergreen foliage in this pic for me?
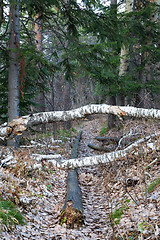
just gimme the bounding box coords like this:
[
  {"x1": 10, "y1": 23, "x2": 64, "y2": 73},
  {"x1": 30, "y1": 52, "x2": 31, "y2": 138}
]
[
  {"x1": 121, "y1": 1, "x2": 160, "y2": 101},
  {"x1": 0, "y1": 199, "x2": 26, "y2": 229},
  {"x1": 0, "y1": 0, "x2": 160, "y2": 122}
]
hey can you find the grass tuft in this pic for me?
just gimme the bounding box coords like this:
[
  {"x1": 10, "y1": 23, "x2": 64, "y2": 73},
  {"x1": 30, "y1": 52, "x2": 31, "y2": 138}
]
[{"x1": 147, "y1": 178, "x2": 160, "y2": 193}]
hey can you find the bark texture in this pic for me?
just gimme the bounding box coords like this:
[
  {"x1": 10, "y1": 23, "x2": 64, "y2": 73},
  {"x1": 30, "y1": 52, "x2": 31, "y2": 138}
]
[
  {"x1": 1, "y1": 104, "x2": 160, "y2": 140},
  {"x1": 8, "y1": 0, "x2": 20, "y2": 146},
  {"x1": 88, "y1": 143, "x2": 112, "y2": 152},
  {"x1": 0, "y1": 0, "x2": 4, "y2": 26},
  {"x1": 95, "y1": 136, "x2": 120, "y2": 143},
  {"x1": 60, "y1": 131, "x2": 83, "y2": 228},
  {"x1": 55, "y1": 131, "x2": 160, "y2": 169},
  {"x1": 118, "y1": 0, "x2": 134, "y2": 106},
  {"x1": 107, "y1": 0, "x2": 117, "y2": 129},
  {"x1": 34, "y1": 14, "x2": 45, "y2": 130}
]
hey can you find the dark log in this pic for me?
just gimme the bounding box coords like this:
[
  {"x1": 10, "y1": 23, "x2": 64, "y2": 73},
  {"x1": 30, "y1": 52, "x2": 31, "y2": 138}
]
[
  {"x1": 88, "y1": 143, "x2": 113, "y2": 152},
  {"x1": 96, "y1": 134, "x2": 142, "y2": 147},
  {"x1": 60, "y1": 131, "x2": 84, "y2": 228},
  {"x1": 95, "y1": 136, "x2": 121, "y2": 144}
]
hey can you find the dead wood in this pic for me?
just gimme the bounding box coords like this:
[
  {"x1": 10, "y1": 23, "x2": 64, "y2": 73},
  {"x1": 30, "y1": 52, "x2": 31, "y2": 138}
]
[
  {"x1": 96, "y1": 134, "x2": 142, "y2": 146},
  {"x1": 1, "y1": 104, "x2": 160, "y2": 140},
  {"x1": 55, "y1": 131, "x2": 160, "y2": 168},
  {"x1": 60, "y1": 131, "x2": 84, "y2": 228},
  {"x1": 95, "y1": 136, "x2": 121, "y2": 143},
  {"x1": 88, "y1": 143, "x2": 113, "y2": 152}
]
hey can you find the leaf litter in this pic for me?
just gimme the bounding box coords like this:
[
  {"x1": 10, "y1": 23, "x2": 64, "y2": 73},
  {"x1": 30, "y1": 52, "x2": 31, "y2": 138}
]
[{"x1": 0, "y1": 116, "x2": 160, "y2": 239}]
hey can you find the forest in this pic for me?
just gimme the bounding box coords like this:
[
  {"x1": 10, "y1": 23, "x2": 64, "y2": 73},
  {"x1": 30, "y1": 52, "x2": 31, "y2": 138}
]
[{"x1": 0, "y1": 0, "x2": 160, "y2": 239}]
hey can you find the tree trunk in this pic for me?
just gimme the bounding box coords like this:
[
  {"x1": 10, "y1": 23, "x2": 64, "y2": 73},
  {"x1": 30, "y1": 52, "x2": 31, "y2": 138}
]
[
  {"x1": 95, "y1": 136, "x2": 120, "y2": 143},
  {"x1": 107, "y1": 0, "x2": 117, "y2": 129},
  {"x1": 54, "y1": 77, "x2": 64, "y2": 132},
  {"x1": 56, "y1": 131, "x2": 160, "y2": 169},
  {"x1": 1, "y1": 104, "x2": 160, "y2": 140},
  {"x1": 60, "y1": 131, "x2": 83, "y2": 228},
  {"x1": 0, "y1": 0, "x2": 4, "y2": 27},
  {"x1": 143, "y1": 0, "x2": 160, "y2": 109},
  {"x1": 88, "y1": 143, "x2": 113, "y2": 152},
  {"x1": 63, "y1": 82, "x2": 72, "y2": 130},
  {"x1": 118, "y1": 0, "x2": 134, "y2": 107},
  {"x1": 1, "y1": 130, "x2": 159, "y2": 169},
  {"x1": 107, "y1": 95, "x2": 116, "y2": 129},
  {"x1": 135, "y1": 0, "x2": 160, "y2": 108},
  {"x1": 51, "y1": 78, "x2": 57, "y2": 136},
  {"x1": 34, "y1": 14, "x2": 46, "y2": 130},
  {"x1": 8, "y1": 0, "x2": 20, "y2": 147}
]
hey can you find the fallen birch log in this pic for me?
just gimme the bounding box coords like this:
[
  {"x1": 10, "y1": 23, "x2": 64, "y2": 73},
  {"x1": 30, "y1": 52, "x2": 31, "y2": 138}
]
[
  {"x1": 1, "y1": 132, "x2": 159, "y2": 169},
  {"x1": 0, "y1": 104, "x2": 160, "y2": 140},
  {"x1": 60, "y1": 131, "x2": 84, "y2": 228},
  {"x1": 53, "y1": 131, "x2": 160, "y2": 169}
]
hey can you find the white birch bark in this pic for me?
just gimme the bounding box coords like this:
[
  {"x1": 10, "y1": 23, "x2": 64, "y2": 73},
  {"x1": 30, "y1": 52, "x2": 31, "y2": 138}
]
[
  {"x1": 0, "y1": 104, "x2": 160, "y2": 140},
  {"x1": 117, "y1": 0, "x2": 134, "y2": 106},
  {"x1": 54, "y1": 132, "x2": 160, "y2": 168},
  {"x1": 119, "y1": 0, "x2": 134, "y2": 77},
  {"x1": 1, "y1": 132, "x2": 159, "y2": 168}
]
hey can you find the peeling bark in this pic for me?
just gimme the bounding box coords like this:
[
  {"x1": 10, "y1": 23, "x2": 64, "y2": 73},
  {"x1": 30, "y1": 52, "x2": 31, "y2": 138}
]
[
  {"x1": 1, "y1": 131, "x2": 159, "y2": 169},
  {"x1": 55, "y1": 131, "x2": 160, "y2": 169},
  {"x1": 0, "y1": 104, "x2": 160, "y2": 140}
]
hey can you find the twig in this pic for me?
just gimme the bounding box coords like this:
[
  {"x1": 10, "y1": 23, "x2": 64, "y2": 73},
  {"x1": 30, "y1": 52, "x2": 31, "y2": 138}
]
[
  {"x1": 146, "y1": 158, "x2": 159, "y2": 168},
  {"x1": 123, "y1": 185, "x2": 139, "y2": 206}
]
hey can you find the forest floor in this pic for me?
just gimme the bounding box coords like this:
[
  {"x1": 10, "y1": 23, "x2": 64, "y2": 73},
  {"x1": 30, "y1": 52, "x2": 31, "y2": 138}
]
[{"x1": 0, "y1": 115, "x2": 160, "y2": 240}]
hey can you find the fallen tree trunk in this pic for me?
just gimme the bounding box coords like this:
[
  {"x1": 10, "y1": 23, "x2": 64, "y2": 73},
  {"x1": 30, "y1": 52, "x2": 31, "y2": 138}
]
[
  {"x1": 96, "y1": 134, "x2": 142, "y2": 147},
  {"x1": 88, "y1": 143, "x2": 113, "y2": 152},
  {"x1": 60, "y1": 131, "x2": 84, "y2": 228},
  {"x1": 54, "y1": 131, "x2": 160, "y2": 169},
  {"x1": 95, "y1": 136, "x2": 121, "y2": 144},
  {"x1": 1, "y1": 132, "x2": 159, "y2": 169},
  {"x1": 1, "y1": 104, "x2": 160, "y2": 140}
]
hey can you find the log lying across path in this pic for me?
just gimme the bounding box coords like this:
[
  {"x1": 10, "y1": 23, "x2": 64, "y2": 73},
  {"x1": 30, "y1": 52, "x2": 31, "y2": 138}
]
[
  {"x1": 1, "y1": 104, "x2": 160, "y2": 140},
  {"x1": 60, "y1": 131, "x2": 84, "y2": 228}
]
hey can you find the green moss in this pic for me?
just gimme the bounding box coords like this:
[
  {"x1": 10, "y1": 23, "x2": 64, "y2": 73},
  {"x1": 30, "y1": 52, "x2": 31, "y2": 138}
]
[
  {"x1": 99, "y1": 123, "x2": 108, "y2": 136},
  {"x1": 147, "y1": 178, "x2": 160, "y2": 193},
  {"x1": 110, "y1": 205, "x2": 128, "y2": 225},
  {"x1": 60, "y1": 215, "x2": 67, "y2": 225},
  {"x1": 56, "y1": 129, "x2": 70, "y2": 138},
  {"x1": 72, "y1": 128, "x2": 78, "y2": 133},
  {"x1": 0, "y1": 200, "x2": 26, "y2": 229}
]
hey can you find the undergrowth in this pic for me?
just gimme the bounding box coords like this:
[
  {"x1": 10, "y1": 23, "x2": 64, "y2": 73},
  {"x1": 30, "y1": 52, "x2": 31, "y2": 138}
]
[
  {"x1": 0, "y1": 199, "x2": 26, "y2": 231},
  {"x1": 147, "y1": 178, "x2": 160, "y2": 193},
  {"x1": 110, "y1": 205, "x2": 128, "y2": 225},
  {"x1": 99, "y1": 123, "x2": 108, "y2": 136}
]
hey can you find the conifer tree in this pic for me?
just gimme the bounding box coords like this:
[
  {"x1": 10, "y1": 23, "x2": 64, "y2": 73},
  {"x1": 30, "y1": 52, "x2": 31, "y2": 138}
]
[{"x1": 8, "y1": 0, "x2": 20, "y2": 146}]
